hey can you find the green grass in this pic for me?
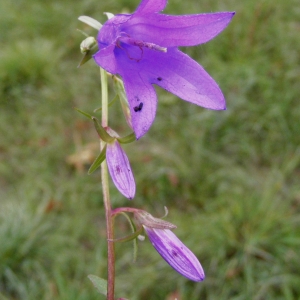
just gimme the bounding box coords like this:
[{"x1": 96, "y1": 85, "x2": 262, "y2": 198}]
[{"x1": 1, "y1": 0, "x2": 300, "y2": 299}]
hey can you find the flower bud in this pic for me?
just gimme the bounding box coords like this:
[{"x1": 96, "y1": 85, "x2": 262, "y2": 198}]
[
  {"x1": 80, "y1": 36, "x2": 97, "y2": 54},
  {"x1": 144, "y1": 226, "x2": 205, "y2": 281},
  {"x1": 134, "y1": 210, "x2": 205, "y2": 281},
  {"x1": 105, "y1": 133, "x2": 136, "y2": 199}
]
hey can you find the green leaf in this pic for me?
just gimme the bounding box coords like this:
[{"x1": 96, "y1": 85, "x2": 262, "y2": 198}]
[
  {"x1": 78, "y1": 16, "x2": 102, "y2": 30},
  {"x1": 92, "y1": 117, "x2": 115, "y2": 143},
  {"x1": 88, "y1": 144, "x2": 107, "y2": 174},
  {"x1": 117, "y1": 132, "x2": 136, "y2": 144},
  {"x1": 74, "y1": 107, "x2": 93, "y2": 120},
  {"x1": 87, "y1": 275, "x2": 107, "y2": 295}
]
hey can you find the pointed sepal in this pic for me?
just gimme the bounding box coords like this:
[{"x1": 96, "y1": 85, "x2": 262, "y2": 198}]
[
  {"x1": 92, "y1": 117, "x2": 115, "y2": 143},
  {"x1": 78, "y1": 43, "x2": 99, "y2": 67},
  {"x1": 88, "y1": 144, "x2": 107, "y2": 174},
  {"x1": 117, "y1": 132, "x2": 136, "y2": 144},
  {"x1": 74, "y1": 107, "x2": 93, "y2": 120},
  {"x1": 134, "y1": 210, "x2": 177, "y2": 230},
  {"x1": 113, "y1": 76, "x2": 133, "y2": 130}
]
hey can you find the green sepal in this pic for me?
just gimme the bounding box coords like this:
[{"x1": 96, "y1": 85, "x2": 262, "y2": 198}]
[
  {"x1": 87, "y1": 275, "x2": 107, "y2": 295},
  {"x1": 93, "y1": 94, "x2": 118, "y2": 113},
  {"x1": 92, "y1": 117, "x2": 115, "y2": 143},
  {"x1": 74, "y1": 107, "x2": 93, "y2": 120},
  {"x1": 113, "y1": 76, "x2": 132, "y2": 129},
  {"x1": 109, "y1": 224, "x2": 143, "y2": 243},
  {"x1": 117, "y1": 132, "x2": 136, "y2": 144},
  {"x1": 78, "y1": 16, "x2": 102, "y2": 30},
  {"x1": 77, "y1": 29, "x2": 89, "y2": 38},
  {"x1": 119, "y1": 212, "x2": 140, "y2": 262},
  {"x1": 113, "y1": 76, "x2": 128, "y2": 105},
  {"x1": 77, "y1": 45, "x2": 98, "y2": 67},
  {"x1": 88, "y1": 144, "x2": 107, "y2": 175}
]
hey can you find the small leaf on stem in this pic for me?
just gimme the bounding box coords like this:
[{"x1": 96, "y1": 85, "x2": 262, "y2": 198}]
[{"x1": 88, "y1": 275, "x2": 107, "y2": 295}]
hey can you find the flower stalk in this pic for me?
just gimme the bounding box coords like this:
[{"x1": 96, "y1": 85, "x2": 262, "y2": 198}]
[{"x1": 99, "y1": 67, "x2": 115, "y2": 300}]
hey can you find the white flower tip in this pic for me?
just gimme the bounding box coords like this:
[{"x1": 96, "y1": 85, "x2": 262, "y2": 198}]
[{"x1": 104, "y1": 12, "x2": 115, "y2": 20}]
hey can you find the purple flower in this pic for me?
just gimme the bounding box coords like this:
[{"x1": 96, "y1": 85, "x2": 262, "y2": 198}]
[
  {"x1": 106, "y1": 139, "x2": 136, "y2": 199},
  {"x1": 93, "y1": 0, "x2": 235, "y2": 138},
  {"x1": 144, "y1": 226, "x2": 205, "y2": 281}
]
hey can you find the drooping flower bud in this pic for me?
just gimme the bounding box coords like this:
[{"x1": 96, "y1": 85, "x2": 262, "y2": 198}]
[
  {"x1": 134, "y1": 210, "x2": 205, "y2": 281},
  {"x1": 144, "y1": 226, "x2": 205, "y2": 281},
  {"x1": 80, "y1": 36, "x2": 97, "y2": 54},
  {"x1": 105, "y1": 128, "x2": 136, "y2": 199}
]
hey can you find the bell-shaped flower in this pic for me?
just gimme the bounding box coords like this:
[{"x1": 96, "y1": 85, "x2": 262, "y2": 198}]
[
  {"x1": 135, "y1": 210, "x2": 204, "y2": 281},
  {"x1": 93, "y1": 0, "x2": 235, "y2": 138}
]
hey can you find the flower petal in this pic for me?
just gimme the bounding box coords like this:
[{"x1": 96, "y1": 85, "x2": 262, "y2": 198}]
[
  {"x1": 135, "y1": 0, "x2": 167, "y2": 14},
  {"x1": 93, "y1": 44, "x2": 117, "y2": 74},
  {"x1": 125, "y1": 12, "x2": 235, "y2": 47},
  {"x1": 145, "y1": 227, "x2": 205, "y2": 281},
  {"x1": 106, "y1": 141, "x2": 135, "y2": 199},
  {"x1": 115, "y1": 47, "x2": 158, "y2": 139},
  {"x1": 134, "y1": 47, "x2": 225, "y2": 110},
  {"x1": 154, "y1": 48, "x2": 226, "y2": 109}
]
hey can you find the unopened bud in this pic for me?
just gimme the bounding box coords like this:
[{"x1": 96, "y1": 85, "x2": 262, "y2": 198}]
[{"x1": 80, "y1": 36, "x2": 97, "y2": 54}]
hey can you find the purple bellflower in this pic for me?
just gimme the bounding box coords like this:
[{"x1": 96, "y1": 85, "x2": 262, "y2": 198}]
[
  {"x1": 134, "y1": 210, "x2": 204, "y2": 281},
  {"x1": 93, "y1": 0, "x2": 235, "y2": 139},
  {"x1": 105, "y1": 128, "x2": 136, "y2": 199}
]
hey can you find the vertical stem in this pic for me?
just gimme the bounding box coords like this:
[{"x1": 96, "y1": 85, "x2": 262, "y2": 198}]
[{"x1": 99, "y1": 67, "x2": 115, "y2": 300}]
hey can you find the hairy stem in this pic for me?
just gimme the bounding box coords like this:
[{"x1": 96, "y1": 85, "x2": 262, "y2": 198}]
[{"x1": 99, "y1": 67, "x2": 115, "y2": 300}]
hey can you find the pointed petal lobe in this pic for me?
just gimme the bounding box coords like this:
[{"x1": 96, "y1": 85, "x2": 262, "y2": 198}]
[
  {"x1": 93, "y1": 44, "x2": 117, "y2": 74},
  {"x1": 154, "y1": 48, "x2": 225, "y2": 109},
  {"x1": 125, "y1": 12, "x2": 235, "y2": 47},
  {"x1": 145, "y1": 227, "x2": 205, "y2": 281},
  {"x1": 135, "y1": 0, "x2": 167, "y2": 14},
  {"x1": 106, "y1": 141, "x2": 135, "y2": 199},
  {"x1": 136, "y1": 47, "x2": 225, "y2": 110},
  {"x1": 115, "y1": 47, "x2": 158, "y2": 139}
]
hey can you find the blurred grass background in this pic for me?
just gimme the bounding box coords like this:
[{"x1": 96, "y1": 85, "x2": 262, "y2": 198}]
[{"x1": 1, "y1": 0, "x2": 300, "y2": 299}]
